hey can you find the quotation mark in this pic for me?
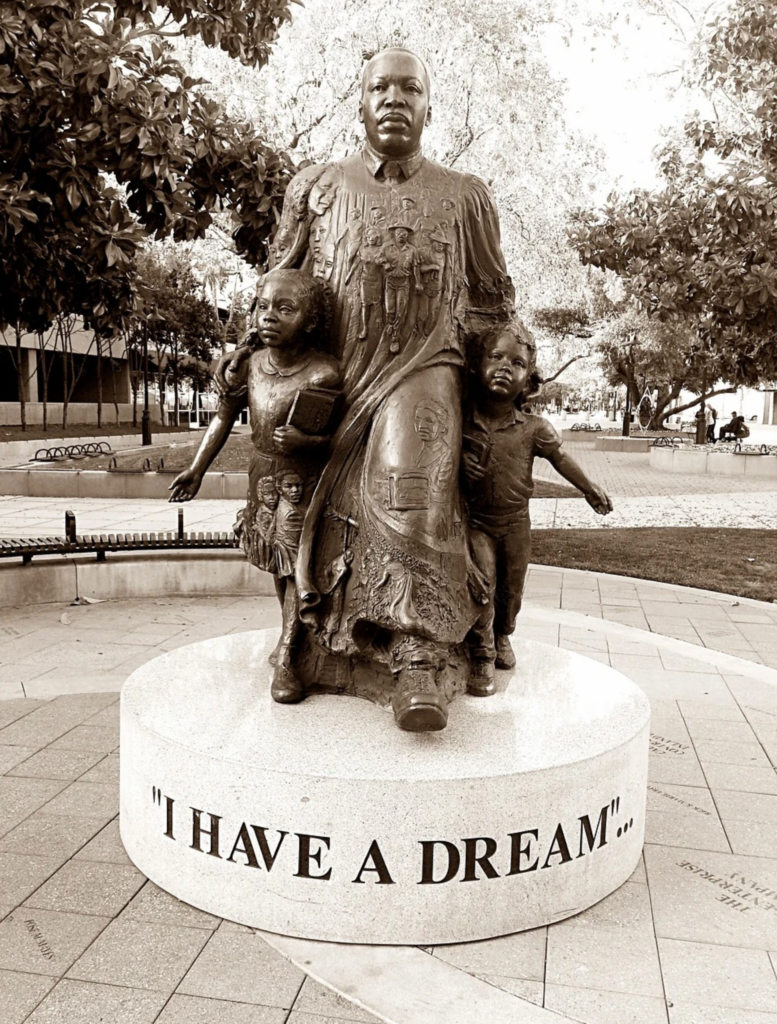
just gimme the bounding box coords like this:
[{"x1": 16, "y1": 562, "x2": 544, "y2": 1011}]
[
  {"x1": 611, "y1": 796, "x2": 635, "y2": 838},
  {"x1": 152, "y1": 786, "x2": 162, "y2": 805}
]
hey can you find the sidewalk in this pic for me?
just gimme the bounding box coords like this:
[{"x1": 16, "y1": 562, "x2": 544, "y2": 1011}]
[
  {"x1": 1, "y1": 491, "x2": 776, "y2": 536},
  {"x1": 1, "y1": 568, "x2": 776, "y2": 1023}
]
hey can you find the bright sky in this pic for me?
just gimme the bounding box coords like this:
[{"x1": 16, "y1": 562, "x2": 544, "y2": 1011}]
[{"x1": 542, "y1": 5, "x2": 698, "y2": 192}]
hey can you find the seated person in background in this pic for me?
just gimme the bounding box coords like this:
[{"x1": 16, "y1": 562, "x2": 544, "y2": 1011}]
[
  {"x1": 462, "y1": 318, "x2": 613, "y2": 694},
  {"x1": 719, "y1": 413, "x2": 749, "y2": 441},
  {"x1": 168, "y1": 269, "x2": 341, "y2": 704}
]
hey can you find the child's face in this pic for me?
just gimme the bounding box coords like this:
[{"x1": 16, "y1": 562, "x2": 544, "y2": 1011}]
[
  {"x1": 256, "y1": 278, "x2": 312, "y2": 348},
  {"x1": 279, "y1": 474, "x2": 303, "y2": 503},
  {"x1": 479, "y1": 335, "x2": 532, "y2": 402},
  {"x1": 260, "y1": 480, "x2": 279, "y2": 509}
]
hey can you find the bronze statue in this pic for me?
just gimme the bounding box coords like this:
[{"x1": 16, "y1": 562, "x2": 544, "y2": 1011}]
[
  {"x1": 169, "y1": 269, "x2": 341, "y2": 703},
  {"x1": 462, "y1": 319, "x2": 612, "y2": 694},
  {"x1": 173, "y1": 47, "x2": 612, "y2": 732}
]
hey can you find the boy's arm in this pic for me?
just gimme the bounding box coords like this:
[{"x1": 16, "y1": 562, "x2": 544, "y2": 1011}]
[
  {"x1": 545, "y1": 447, "x2": 613, "y2": 515},
  {"x1": 169, "y1": 398, "x2": 243, "y2": 502}
]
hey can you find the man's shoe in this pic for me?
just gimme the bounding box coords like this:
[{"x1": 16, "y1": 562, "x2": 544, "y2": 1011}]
[
  {"x1": 271, "y1": 662, "x2": 306, "y2": 704},
  {"x1": 495, "y1": 634, "x2": 516, "y2": 670},
  {"x1": 392, "y1": 666, "x2": 448, "y2": 732},
  {"x1": 468, "y1": 658, "x2": 496, "y2": 697}
]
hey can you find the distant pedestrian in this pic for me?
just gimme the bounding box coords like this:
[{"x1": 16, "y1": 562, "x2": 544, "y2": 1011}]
[
  {"x1": 705, "y1": 405, "x2": 717, "y2": 443},
  {"x1": 719, "y1": 413, "x2": 749, "y2": 441}
]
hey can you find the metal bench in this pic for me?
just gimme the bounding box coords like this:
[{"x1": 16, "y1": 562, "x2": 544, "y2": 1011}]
[{"x1": 0, "y1": 510, "x2": 239, "y2": 564}]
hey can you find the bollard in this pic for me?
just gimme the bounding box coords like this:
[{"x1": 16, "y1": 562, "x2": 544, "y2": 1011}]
[
  {"x1": 65, "y1": 510, "x2": 76, "y2": 543},
  {"x1": 177, "y1": 506, "x2": 184, "y2": 542}
]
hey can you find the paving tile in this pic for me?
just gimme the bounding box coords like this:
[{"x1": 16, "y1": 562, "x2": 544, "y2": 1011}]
[
  {"x1": 121, "y1": 881, "x2": 220, "y2": 930},
  {"x1": 544, "y1": 983, "x2": 668, "y2": 1024},
  {"x1": 695, "y1": 739, "x2": 772, "y2": 768},
  {"x1": 0, "y1": 853, "x2": 62, "y2": 905},
  {"x1": 546, "y1": 919, "x2": 663, "y2": 996},
  {"x1": 66, "y1": 918, "x2": 210, "y2": 993},
  {"x1": 76, "y1": 751, "x2": 119, "y2": 784},
  {"x1": 560, "y1": 881, "x2": 654, "y2": 935},
  {"x1": 40, "y1": 781, "x2": 117, "y2": 820},
  {"x1": 0, "y1": 777, "x2": 68, "y2": 837},
  {"x1": 678, "y1": 700, "x2": 745, "y2": 721},
  {"x1": 293, "y1": 978, "x2": 382, "y2": 1022},
  {"x1": 0, "y1": 968, "x2": 54, "y2": 1024},
  {"x1": 0, "y1": 908, "x2": 110, "y2": 977},
  {"x1": 669, "y1": 1005, "x2": 777, "y2": 1024},
  {"x1": 475, "y1": 975, "x2": 543, "y2": 1003},
  {"x1": 23, "y1": 859, "x2": 145, "y2": 917},
  {"x1": 286, "y1": 1015, "x2": 376, "y2": 1024},
  {"x1": 433, "y1": 927, "x2": 547, "y2": 981},
  {"x1": 47, "y1": 725, "x2": 118, "y2": 754},
  {"x1": 0, "y1": 699, "x2": 45, "y2": 731},
  {"x1": 685, "y1": 719, "x2": 759, "y2": 743},
  {"x1": 713, "y1": 790, "x2": 777, "y2": 824},
  {"x1": 156, "y1": 995, "x2": 286, "y2": 1024},
  {"x1": 724, "y1": 819, "x2": 777, "y2": 857},
  {"x1": 82, "y1": 704, "x2": 119, "y2": 728},
  {"x1": 659, "y1": 938, "x2": 777, "y2": 1011},
  {"x1": 0, "y1": 813, "x2": 106, "y2": 862},
  {"x1": 645, "y1": 845, "x2": 777, "y2": 950},
  {"x1": 177, "y1": 929, "x2": 304, "y2": 1007},
  {"x1": 0, "y1": 706, "x2": 93, "y2": 748},
  {"x1": 23, "y1": 979, "x2": 167, "y2": 1024},
  {"x1": 6, "y1": 748, "x2": 105, "y2": 781},
  {"x1": 72, "y1": 818, "x2": 132, "y2": 864},
  {"x1": 705, "y1": 764, "x2": 777, "y2": 795},
  {"x1": 0, "y1": 745, "x2": 37, "y2": 774}
]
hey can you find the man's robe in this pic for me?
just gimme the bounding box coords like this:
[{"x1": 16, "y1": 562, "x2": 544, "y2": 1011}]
[{"x1": 271, "y1": 147, "x2": 514, "y2": 665}]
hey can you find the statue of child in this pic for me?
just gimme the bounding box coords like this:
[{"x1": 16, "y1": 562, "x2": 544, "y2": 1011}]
[
  {"x1": 462, "y1": 318, "x2": 613, "y2": 694},
  {"x1": 169, "y1": 269, "x2": 341, "y2": 704}
]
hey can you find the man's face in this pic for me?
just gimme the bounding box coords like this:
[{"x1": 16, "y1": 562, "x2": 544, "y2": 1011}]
[
  {"x1": 414, "y1": 407, "x2": 440, "y2": 441},
  {"x1": 359, "y1": 51, "x2": 430, "y2": 157},
  {"x1": 395, "y1": 228, "x2": 409, "y2": 246}
]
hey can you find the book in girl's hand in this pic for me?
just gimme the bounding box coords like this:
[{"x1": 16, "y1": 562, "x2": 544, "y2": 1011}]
[{"x1": 286, "y1": 388, "x2": 341, "y2": 435}]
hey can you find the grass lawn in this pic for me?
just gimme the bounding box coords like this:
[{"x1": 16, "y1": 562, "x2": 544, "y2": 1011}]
[{"x1": 531, "y1": 528, "x2": 777, "y2": 603}]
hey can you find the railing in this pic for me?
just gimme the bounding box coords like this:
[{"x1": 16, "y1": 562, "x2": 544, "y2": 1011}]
[{"x1": 0, "y1": 509, "x2": 238, "y2": 564}]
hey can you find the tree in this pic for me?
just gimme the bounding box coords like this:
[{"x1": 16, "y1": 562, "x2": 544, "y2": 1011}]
[
  {"x1": 568, "y1": 0, "x2": 777, "y2": 391},
  {"x1": 0, "y1": 0, "x2": 296, "y2": 351},
  {"x1": 129, "y1": 248, "x2": 221, "y2": 425},
  {"x1": 594, "y1": 305, "x2": 738, "y2": 428}
]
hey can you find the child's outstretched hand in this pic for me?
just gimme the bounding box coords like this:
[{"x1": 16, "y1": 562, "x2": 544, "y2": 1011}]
[
  {"x1": 169, "y1": 469, "x2": 203, "y2": 503},
  {"x1": 585, "y1": 485, "x2": 613, "y2": 515},
  {"x1": 462, "y1": 452, "x2": 487, "y2": 484}
]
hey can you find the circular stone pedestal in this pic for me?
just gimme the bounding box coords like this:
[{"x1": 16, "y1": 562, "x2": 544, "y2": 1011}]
[{"x1": 120, "y1": 631, "x2": 650, "y2": 945}]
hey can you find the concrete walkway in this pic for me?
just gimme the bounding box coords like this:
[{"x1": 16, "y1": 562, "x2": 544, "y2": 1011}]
[{"x1": 1, "y1": 569, "x2": 777, "y2": 1023}]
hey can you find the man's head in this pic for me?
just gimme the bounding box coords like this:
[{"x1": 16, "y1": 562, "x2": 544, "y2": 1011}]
[
  {"x1": 359, "y1": 47, "x2": 431, "y2": 158},
  {"x1": 414, "y1": 399, "x2": 448, "y2": 442}
]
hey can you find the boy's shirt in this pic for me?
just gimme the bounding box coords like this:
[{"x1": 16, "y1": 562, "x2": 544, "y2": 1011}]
[{"x1": 465, "y1": 406, "x2": 562, "y2": 532}]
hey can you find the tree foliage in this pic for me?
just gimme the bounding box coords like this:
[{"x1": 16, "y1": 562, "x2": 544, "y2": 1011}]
[
  {"x1": 179, "y1": 0, "x2": 612, "y2": 313},
  {"x1": 0, "y1": 0, "x2": 295, "y2": 337},
  {"x1": 568, "y1": 0, "x2": 777, "y2": 387}
]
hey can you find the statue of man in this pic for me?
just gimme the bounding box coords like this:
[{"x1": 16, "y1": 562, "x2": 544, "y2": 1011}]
[{"x1": 266, "y1": 47, "x2": 514, "y2": 731}]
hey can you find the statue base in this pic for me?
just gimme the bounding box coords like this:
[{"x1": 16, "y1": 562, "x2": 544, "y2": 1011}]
[{"x1": 120, "y1": 630, "x2": 650, "y2": 945}]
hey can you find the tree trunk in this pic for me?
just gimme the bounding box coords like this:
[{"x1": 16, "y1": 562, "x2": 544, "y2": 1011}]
[
  {"x1": 15, "y1": 322, "x2": 26, "y2": 432},
  {"x1": 665, "y1": 386, "x2": 738, "y2": 422},
  {"x1": 173, "y1": 331, "x2": 180, "y2": 427},
  {"x1": 37, "y1": 331, "x2": 49, "y2": 432},
  {"x1": 96, "y1": 337, "x2": 103, "y2": 429},
  {"x1": 647, "y1": 382, "x2": 683, "y2": 430},
  {"x1": 108, "y1": 336, "x2": 120, "y2": 426},
  {"x1": 61, "y1": 327, "x2": 69, "y2": 430}
]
